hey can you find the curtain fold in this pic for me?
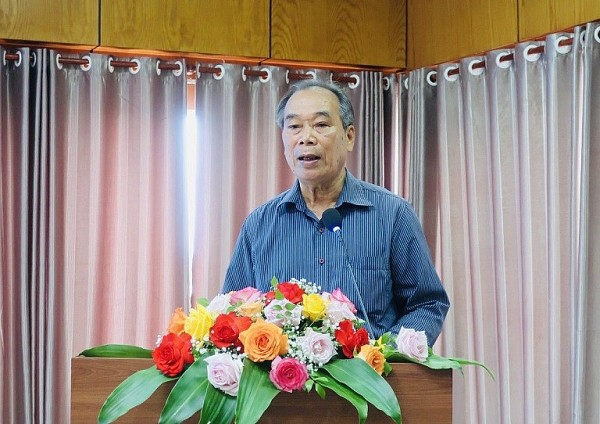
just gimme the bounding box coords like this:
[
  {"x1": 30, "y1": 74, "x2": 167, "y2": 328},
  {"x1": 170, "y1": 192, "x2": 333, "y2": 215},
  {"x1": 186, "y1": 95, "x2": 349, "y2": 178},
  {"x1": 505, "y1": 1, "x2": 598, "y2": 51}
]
[
  {"x1": 0, "y1": 45, "x2": 41, "y2": 424},
  {"x1": 403, "y1": 22, "x2": 600, "y2": 424},
  {"x1": 28, "y1": 51, "x2": 188, "y2": 422}
]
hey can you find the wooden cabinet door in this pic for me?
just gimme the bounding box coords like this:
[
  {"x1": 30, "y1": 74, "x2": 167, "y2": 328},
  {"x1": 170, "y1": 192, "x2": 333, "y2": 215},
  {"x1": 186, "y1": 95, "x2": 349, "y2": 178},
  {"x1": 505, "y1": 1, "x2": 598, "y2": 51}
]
[
  {"x1": 101, "y1": 0, "x2": 270, "y2": 58},
  {"x1": 0, "y1": 0, "x2": 97, "y2": 45},
  {"x1": 271, "y1": 0, "x2": 406, "y2": 68}
]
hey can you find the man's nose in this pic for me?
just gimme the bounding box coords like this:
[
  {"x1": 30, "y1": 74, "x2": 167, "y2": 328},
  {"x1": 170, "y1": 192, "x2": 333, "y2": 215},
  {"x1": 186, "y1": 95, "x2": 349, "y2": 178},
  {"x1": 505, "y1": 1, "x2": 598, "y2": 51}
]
[{"x1": 299, "y1": 124, "x2": 317, "y2": 144}]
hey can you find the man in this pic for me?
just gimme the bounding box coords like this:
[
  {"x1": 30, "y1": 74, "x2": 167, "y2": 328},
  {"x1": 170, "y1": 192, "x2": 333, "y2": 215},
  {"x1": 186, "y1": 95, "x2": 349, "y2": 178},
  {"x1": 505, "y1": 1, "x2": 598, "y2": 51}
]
[{"x1": 221, "y1": 79, "x2": 449, "y2": 346}]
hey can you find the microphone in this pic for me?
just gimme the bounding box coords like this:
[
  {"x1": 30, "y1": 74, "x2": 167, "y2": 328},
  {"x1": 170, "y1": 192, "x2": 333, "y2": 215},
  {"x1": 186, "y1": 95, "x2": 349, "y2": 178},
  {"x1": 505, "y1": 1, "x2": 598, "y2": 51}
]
[{"x1": 322, "y1": 208, "x2": 374, "y2": 337}]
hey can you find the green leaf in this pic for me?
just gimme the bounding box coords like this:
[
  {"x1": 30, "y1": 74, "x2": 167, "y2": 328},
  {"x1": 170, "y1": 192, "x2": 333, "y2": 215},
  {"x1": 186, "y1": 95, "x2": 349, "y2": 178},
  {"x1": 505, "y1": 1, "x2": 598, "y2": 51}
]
[
  {"x1": 98, "y1": 366, "x2": 175, "y2": 423},
  {"x1": 323, "y1": 358, "x2": 401, "y2": 424},
  {"x1": 315, "y1": 382, "x2": 326, "y2": 399},
  {"x1": 236, "y1": 359, "x2": 280, "y2": 424},
  {"x1": 270, "y1": 276, "x2": 279, "y2": 288},
  {"x1": 159, "y1": 359, "x2": 209, "y2": 423},
  {"x1": 312, "y1": 370, "x2": 368, "y2": 424},
  {"x1": 79, "y1": 344, "x2": 153, "y2": 358},
  {"x1": 197, "y1": 297, "x2": 210, "y2": 307},
  {"x1": 199, "y1": 384, "x2": 236, "y2": 424}
]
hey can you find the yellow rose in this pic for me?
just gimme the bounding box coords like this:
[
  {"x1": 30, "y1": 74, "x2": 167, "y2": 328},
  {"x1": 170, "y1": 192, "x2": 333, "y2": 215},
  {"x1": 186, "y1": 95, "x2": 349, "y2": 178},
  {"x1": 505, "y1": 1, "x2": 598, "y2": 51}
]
[
  {"x1": 238, "y1": 320, "x2": 288, "y2": 362},
  {"x1": 236, "y1": 300, "x2": 264, "y2": 319},
  {"x1": 167, "y1": 307, "x2": 187, "y2": 335},
  {"x1": 358, "y1": 344, "x2": 386, "y2": 375},
  {"x1": 302, "y1": 293, "x2": 327, "y2": 321},
  {"x1": 184, "y1": 304, "x2": 214, "y2": 341}
]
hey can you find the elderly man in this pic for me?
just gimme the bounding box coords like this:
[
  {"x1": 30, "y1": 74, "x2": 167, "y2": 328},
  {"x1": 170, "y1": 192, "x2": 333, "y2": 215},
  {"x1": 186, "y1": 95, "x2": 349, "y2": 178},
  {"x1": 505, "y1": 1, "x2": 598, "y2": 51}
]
[{"x1": 221, "y1": 79, "x2": 449, "y2": 345}]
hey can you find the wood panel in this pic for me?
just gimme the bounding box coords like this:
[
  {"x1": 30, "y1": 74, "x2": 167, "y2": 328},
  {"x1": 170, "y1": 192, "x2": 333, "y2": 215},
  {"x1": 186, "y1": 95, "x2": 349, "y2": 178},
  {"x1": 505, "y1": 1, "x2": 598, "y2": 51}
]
[
  {"x1": 271, "y1": 0, "x2": 406, "y2": 68},
  {"x1": 71, "y1": 357, "x2": 452, "y2": 423},
  {"x1": 0, "y1": 0, "x2": 97, "y2": 45},
  {"x1": 407, "y1": 0, "x2": 517, "y2": 69},
  {"x1": 101, "y1": 0, "x2": 270, "y2": 58},
  {"x1": 519, "y1": 0, "x2": 600, "y2": 41}
]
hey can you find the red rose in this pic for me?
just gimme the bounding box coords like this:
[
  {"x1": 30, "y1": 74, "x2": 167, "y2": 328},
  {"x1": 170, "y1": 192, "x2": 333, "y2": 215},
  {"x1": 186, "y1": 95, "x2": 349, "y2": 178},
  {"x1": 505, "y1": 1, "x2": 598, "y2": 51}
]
[
  {"x1": 277, "y1": 282, "x2": 305, "y2": 304},
  {"x1": 152, "y1": 332, "x2": 194, "y2": 377},
  {"x1": 209, "y1": 312, "x2": 252, "y2": 350},
  {"x1": 264, "y1": 291, "x2": 276, "y2": 305},
  {"x1": 334, "y1": 319, "x2": 369, "y2": 358}
]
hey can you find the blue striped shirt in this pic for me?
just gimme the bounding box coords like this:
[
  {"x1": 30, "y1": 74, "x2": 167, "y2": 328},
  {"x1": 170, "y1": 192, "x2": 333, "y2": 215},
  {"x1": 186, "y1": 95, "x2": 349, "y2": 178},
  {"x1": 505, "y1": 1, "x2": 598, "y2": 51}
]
[{"x1": 221, "y1": 170, "x2": 450, "y2": 345}]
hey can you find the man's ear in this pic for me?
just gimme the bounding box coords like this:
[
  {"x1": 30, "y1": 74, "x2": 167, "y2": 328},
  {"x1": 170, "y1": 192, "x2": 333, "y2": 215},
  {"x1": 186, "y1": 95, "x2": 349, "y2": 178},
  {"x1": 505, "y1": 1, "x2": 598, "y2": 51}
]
[{"x1": 345, "y1": 125, "x2": 356, "y2": 152}]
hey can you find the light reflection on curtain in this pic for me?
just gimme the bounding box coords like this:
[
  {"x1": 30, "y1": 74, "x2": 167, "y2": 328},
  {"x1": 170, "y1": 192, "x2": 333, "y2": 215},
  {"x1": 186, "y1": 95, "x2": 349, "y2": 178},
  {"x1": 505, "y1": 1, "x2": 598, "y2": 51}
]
[
  {"x1": 394, "y1": 22, "x2": 600, "y2": 424},
  {"x1": 42, "y1": 52, "x2": 187, "y2": 422},
  {"x1": 191, "y1": 66, "x2": 387, "y2": 300},
  {"x1": 0, "y1": 46, "x2": 41, "y2": 424}
]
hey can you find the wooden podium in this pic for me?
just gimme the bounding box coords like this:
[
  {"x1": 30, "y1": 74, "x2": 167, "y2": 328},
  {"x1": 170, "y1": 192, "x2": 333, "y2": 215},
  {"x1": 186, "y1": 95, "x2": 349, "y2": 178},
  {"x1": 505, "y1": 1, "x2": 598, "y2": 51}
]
[{"x1": 71, "y1": 357, "x2": 452, "y2": 423}]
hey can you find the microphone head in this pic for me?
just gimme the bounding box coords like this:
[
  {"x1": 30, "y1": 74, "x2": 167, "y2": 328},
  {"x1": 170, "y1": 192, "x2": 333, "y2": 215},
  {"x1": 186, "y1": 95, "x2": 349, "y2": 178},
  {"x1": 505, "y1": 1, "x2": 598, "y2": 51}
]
[{"x1": 322, "y1": 208, "x2": 342, "y2": 232}]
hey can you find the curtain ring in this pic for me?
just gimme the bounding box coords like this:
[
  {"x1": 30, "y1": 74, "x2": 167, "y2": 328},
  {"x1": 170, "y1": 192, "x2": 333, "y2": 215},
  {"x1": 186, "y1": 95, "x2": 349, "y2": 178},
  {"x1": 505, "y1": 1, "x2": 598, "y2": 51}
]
[
  {"x1": 347, "y1": 74, "x2": 360, "y2": 89},
  {"x1": 56, "y1": 53, "x2": 64, "y2": 70},
  {"x1": 259, "y1": 67, "x2": 271, "y2": 83},
  {"x1": 594, "y1": 26, "x2": 600, "y2": 44},
  {"x1": 426, "y1": 71, "x2": 437, "y2": 86},
  {"x1": 495, "y1": 52, "x2": 512, "y2": 69},
  {"x1": 523, "y1": 44, "x2": 542, "y2": 62},
  {"x1": 30, "y1": 52, "x2": 37, "y2": 68},
  {"x1": 108, "y1": 57, "x2": 115, "y2": 73},
  {"x1": 383, "y1": 76, "x2": 390, "y2": 90},
  {"x1": 555, "y1": 35, "x2": 572, "y2": 54},
  {"x1": 80, "y1": 55, "x2": 92, "y2": 71},
  {"x1": 172, "y1": 60, "x2": 183, "y2": 77},
  {"x1": 468, "y1": 59, "x2": 485, "y2": 75},
  {"x1": 403, "y1": 77, "x2": 409, "y2": 91},
  {"x1": 443, "y1": 65, "x2": 459, "y2": 81},
  {"x1": 129, "y1": 59, "x2": 141, "y2": 74}
]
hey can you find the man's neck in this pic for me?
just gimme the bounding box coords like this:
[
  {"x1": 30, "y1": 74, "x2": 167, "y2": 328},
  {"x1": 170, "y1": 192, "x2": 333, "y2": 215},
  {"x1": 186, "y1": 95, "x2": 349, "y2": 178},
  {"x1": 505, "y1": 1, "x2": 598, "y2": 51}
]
[{"x1": 299, "y1": 172, "x2": 346, "y2": 219}]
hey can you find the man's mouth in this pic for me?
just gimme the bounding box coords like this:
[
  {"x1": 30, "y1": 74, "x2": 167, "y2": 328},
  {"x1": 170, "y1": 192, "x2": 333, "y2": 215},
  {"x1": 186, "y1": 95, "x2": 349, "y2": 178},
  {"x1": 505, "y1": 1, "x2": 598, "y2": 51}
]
[{"x1": 298, "y1": 154, "x2": 321, "y2": 162}]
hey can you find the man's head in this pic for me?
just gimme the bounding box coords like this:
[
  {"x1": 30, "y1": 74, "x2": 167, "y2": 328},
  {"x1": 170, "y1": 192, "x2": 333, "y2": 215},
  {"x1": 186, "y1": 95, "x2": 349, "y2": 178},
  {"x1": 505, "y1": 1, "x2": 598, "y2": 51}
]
[
  {"x1": 276, "y1": 79, "x2": 355, "y2": 130},
  {"x1": 277, "y1": 80, "x2": 356, "y2": 190}
]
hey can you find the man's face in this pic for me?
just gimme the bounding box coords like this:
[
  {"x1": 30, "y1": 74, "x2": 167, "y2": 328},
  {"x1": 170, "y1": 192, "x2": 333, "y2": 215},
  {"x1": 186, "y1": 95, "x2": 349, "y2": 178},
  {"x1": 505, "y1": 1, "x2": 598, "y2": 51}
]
[{"x1": 281, "y1": 87, "x2": 355, "y2": 187}]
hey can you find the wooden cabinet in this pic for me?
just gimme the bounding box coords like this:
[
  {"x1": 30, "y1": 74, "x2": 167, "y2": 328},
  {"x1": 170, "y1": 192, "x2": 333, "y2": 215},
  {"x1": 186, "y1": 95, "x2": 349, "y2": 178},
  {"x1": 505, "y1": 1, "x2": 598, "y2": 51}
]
[
  {"x1": 407, "y1": 0, "x2": 517, "y2": 69},
  {"x1": 271, "y1": 0, "x2": 406, "y2": 68},
  {"x1": 407, "y1": 0, "x2": 600, "y2": 69},
  {"x1": 519, "y1": 0, "x2": 600, "y2": 41},
  {"x1": 0, "y1": 0, "x2": 97, "y2": 45},
  {"x1": 101, "y1": 0, "x2": 270, "y2": 58}
]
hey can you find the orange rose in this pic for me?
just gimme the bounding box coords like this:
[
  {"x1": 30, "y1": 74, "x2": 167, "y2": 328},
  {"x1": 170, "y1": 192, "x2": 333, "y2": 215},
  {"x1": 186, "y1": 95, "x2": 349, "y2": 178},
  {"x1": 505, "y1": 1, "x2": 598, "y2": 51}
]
[
  {"x1": 358, "y1": 344, "x2": 386, "y2": 375},
  {"x1": 167, "y1": 307, "x2": 187, "y2": 335},
  {"x1": 238, "y1": 320, "x2": 288, "y2": 362}
]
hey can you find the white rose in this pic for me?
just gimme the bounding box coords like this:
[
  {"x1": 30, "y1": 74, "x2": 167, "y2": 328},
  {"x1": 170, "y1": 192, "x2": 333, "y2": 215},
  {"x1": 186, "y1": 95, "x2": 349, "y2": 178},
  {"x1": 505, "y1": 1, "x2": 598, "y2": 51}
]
[
  {"x1": 205, "y1": 353, "x2": 244, "y2": 396},
  {"x1": 296, "y1": 327, "x2": 336, "y2": 365},
  {"x1": 264, "y1": 299, "x2": 302, "y2": 327},
  {"x1": 395, "y1": 327, "x2": 429, "y2": 362},
  {"x1": 206, "y1": 294, "x2": 232, "y2": 316},
  {"x1": 323, "y1": 300, "x2": 357, "y2": 329}
]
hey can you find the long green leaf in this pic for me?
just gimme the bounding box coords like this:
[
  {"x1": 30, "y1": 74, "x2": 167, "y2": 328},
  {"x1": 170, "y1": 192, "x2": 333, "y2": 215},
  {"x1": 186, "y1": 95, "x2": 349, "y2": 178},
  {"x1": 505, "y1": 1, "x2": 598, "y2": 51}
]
[
  {"x1": 159, "y1": 359, "x2": 209, "y2": 423},
  {"x1": 312, "y1": 371, "x2": 368, "y2": 424},
  {"x1": 323, "y1": 358, "x2": 401, "y2": 424},
  {"x1": 98, "y1": 366, "x2": 175, "y2": 423},
  {"x1": 235, "y1": 359, "x2": 280, "y2": 424},
  {"x1": 199, "y1": 383, "x2": 237, "y2": 424},
  {"x1": 79, "y1": 344, "x2": 153, "y2": 358}
]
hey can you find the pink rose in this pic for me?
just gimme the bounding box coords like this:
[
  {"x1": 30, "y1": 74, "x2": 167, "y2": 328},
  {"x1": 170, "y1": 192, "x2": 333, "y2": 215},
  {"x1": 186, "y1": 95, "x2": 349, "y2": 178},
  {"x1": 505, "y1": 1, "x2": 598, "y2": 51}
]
[
  {"x1": 395, "y1": 327, "x2": 429, "y2": 362},
  {"x1": 205, "y1": 353, "x2": 244, "y2": 396},
  {"x1": 269, "y1": 356, "x2": 309, "y2": 392},
  {"x1": 329, "y1": 288, "x2": 357, "y2": 314},
  {"x1": 229, "y1": 287, "x2": 262, "y2": 304}
]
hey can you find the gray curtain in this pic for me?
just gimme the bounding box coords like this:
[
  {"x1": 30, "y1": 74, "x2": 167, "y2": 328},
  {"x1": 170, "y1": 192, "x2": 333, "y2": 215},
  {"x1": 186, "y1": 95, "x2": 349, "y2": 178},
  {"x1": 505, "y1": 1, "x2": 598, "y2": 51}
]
[
  {"x1": 0, "y1": 45, "x2": 42, "y2": 424},
  {"x1": 393, "y1": 21, "x2": 600, "y2": 424},
  {"x1": 1, "y1": 50, "x2": 189, "y2": 423}
]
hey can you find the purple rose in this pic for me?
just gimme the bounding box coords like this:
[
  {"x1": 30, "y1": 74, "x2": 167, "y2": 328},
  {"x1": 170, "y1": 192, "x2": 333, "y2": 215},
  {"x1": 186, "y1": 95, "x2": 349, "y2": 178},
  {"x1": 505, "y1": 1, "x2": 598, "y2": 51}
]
[
  {"x1": 205, "y1": 353, "x2": 244, "y2": 396},
  {"x1": 395, "y1": 327, "x2": 429, "y2": 362}
]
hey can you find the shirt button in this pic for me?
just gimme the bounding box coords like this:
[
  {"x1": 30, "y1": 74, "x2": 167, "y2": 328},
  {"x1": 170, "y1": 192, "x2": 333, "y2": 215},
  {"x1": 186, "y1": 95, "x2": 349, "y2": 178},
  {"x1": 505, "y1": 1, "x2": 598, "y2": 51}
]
[
  {"x1": 319, "y1": 227, "x2": 325, "y2": 233},
  {"x1": 318, "y1": 258, "x2": 325, "y2": 265}
]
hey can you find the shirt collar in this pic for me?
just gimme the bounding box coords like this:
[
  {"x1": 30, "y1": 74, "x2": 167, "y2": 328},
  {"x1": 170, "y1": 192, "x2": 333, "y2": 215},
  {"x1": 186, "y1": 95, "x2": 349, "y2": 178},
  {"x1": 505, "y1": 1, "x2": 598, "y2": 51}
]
[{"x1": 277, "y1": 169, "x2": 372, "y2": 213}]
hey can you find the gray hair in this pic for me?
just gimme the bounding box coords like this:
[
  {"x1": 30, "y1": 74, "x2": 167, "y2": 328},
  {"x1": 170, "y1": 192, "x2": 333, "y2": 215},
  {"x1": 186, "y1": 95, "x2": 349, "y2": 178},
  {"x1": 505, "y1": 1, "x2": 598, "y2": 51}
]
[{"x1": 275, "y1": 79, "x2": 355, "y2": 130}]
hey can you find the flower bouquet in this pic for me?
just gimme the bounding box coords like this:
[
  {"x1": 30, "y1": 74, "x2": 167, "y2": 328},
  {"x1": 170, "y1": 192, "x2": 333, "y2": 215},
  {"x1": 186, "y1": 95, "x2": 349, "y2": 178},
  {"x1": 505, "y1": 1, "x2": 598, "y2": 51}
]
[{"x1": 81, "y1": 277, "x2": 494, "y2": 424}]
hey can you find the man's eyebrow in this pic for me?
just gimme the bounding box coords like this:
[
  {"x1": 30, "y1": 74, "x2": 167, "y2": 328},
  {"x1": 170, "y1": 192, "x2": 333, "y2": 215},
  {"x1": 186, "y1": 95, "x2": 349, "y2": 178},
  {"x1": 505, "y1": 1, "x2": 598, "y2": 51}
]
[{"x1": 284, "y1": 111, "x2": 332, "y2": 122}]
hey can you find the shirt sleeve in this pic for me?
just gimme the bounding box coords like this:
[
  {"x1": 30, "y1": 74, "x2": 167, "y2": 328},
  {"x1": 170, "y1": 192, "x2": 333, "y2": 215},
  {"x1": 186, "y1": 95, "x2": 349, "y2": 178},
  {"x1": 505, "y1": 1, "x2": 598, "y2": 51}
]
[
  {"x1": 221, "y1": 218, "x2": 256, "y2": 293},
  {"x1": 389, "y1": 202, "x2": 450, "y2": 346}
]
